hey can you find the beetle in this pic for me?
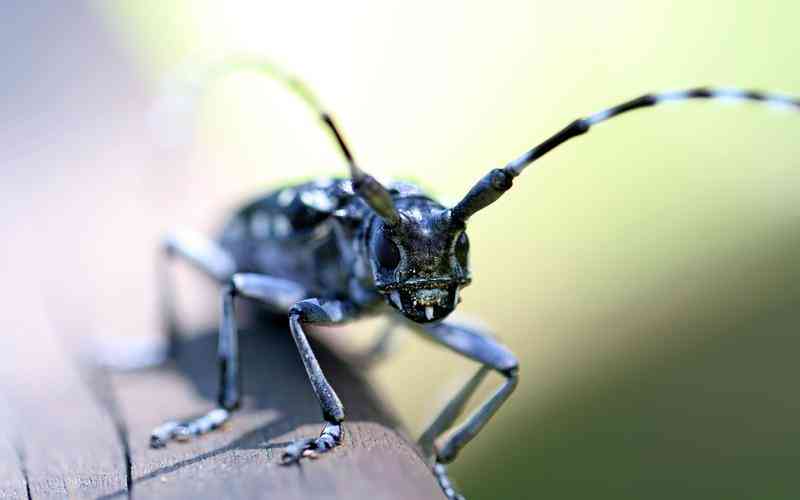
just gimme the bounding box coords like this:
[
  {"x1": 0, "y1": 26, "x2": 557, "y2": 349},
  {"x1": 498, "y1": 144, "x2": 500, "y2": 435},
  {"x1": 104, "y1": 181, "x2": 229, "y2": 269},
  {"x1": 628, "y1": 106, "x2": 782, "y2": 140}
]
[{"x1": 148, "y1": 58, "x2": 799, "y2": 500}]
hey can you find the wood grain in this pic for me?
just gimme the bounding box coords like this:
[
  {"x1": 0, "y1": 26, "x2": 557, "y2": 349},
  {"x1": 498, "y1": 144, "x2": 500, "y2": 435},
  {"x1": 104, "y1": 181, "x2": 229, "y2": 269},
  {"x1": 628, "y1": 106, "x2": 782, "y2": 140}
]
[
  {"x1": 0, "y1": 403, "x2": 27, "y2": 500},
  {"x1": 0, "y1": 297, "x2": 444, "y2": 500},
  {"x1": 0, "y1": 276, "x2": 129, "y2": 499},
  {"x1": 106, "y1": 324, "x2": 444, "y2": 500}
]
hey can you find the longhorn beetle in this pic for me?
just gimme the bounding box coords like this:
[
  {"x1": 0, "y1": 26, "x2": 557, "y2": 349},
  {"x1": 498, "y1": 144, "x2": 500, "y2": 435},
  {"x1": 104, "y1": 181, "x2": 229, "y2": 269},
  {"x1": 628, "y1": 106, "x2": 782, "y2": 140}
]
[{"x1": 149, "y1": 58, "x2": 799, "y2": 500}]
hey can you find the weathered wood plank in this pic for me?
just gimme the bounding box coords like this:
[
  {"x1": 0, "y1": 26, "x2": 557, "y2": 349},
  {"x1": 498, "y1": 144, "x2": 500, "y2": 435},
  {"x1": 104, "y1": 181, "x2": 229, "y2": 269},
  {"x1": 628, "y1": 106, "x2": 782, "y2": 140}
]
[
  {"x1": 0, "y1": 274, "x2": 129, "y2": 500},
  {"x1": 108, "y1": 326, "x2": 443, "y2": 499},
  {"x1": 0, "y1": 401, "x2": 27, "y2": 500}
]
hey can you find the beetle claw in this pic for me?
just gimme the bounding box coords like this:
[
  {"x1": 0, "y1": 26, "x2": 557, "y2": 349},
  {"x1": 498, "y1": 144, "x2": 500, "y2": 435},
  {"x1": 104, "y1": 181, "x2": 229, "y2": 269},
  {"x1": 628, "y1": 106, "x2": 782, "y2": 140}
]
[{"x1": 280, "y1": 423, "x2": 342, "y2": 465}]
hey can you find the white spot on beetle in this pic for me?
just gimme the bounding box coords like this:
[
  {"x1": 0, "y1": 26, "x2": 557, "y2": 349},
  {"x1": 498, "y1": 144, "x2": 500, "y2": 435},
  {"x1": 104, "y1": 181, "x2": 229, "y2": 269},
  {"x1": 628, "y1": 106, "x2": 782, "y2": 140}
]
[
  {"x1": 250, "y1": 211, "x2": 271, "y2": 238},
  {"x1": 586, "y1": 108, "x2": 611, "y2": 125},
  {"x1": 766, "y1": 93, "x2": 796, "y2": 110},
  {"x1": 273, "y1": 215, "x2": 291, "y2": 238},
  {"x1": 277, "y1": 188, "x2": 296, "y2": 207},
  {"x1": 408, "y1": 207, "x2": 424, "y2": 221},
  {"x1": 655, "y1": 90, "x2": 690, "y2": 102},
  {"x1": 712, "y1": 88, "x2": 747, "y2": 101},
  {"x1": 321, "y1": 302, "x2": 344, "y2": 322},
  {"x1": 300, "y1": 189, "x2": 336, "y2": 212}
]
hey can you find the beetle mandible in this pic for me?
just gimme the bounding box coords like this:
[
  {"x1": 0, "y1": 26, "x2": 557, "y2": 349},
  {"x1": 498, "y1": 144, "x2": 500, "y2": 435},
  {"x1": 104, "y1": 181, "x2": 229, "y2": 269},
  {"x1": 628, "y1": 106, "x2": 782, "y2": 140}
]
[{"x1": 148, "y1": 58, "x2": 799, "y2": 500}]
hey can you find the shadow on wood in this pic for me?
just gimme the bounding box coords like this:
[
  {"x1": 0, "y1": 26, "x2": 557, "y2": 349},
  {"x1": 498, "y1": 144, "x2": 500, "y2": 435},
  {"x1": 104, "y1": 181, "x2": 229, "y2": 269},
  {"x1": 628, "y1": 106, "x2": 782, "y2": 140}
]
[{"x1": 105, "y1": 320, "x2": 444, "y2": 500}]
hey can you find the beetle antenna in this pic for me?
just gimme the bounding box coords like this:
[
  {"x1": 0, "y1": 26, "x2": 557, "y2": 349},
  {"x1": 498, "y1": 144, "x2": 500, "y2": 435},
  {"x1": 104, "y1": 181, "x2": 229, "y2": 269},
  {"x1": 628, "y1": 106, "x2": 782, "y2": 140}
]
[
  {"x1": 163, "y1": 56, "x2": 400, "y2": 225},
  {"x1": 451, "y1": 87, "x2": 800, "y2": 222}
]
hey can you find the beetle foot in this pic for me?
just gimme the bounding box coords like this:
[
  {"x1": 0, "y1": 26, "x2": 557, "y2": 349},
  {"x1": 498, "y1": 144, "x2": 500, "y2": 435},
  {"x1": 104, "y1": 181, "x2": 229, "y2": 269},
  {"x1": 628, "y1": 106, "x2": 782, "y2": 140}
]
[
  {"x1": 433, "y1": 462, "x2": 466, "y2": 500},
  {"x1": 150, "y1": 407, "x2": 230, "y2": 448},
  {"x1": 281, "y1": 422, "x2": 342, "y2": 464}
]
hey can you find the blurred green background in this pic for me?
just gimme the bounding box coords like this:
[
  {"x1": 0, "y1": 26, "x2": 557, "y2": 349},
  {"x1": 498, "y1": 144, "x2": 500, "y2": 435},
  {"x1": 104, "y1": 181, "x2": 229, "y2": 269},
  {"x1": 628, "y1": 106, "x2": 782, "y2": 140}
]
[{"x1": 89, "y1": 1, "x2": 800, "y2": 498}]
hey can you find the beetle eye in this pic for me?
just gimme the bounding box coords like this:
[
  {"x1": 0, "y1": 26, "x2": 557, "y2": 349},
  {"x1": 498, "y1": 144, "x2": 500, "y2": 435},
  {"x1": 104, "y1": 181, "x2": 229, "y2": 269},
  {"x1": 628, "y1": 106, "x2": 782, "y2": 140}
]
[
  {"x1": 455, "y1": 232, "x2": 469, "y2": 268},
  {"x1": 373, "y1": 232, "x2": 401, "y2": 269}
]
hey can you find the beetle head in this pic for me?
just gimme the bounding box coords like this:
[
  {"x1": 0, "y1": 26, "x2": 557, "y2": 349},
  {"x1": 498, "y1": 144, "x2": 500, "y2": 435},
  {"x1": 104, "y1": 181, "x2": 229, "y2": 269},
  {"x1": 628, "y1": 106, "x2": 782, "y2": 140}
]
[{"x1": 368, "y1": 197, "x2": 471, "y2": 323}]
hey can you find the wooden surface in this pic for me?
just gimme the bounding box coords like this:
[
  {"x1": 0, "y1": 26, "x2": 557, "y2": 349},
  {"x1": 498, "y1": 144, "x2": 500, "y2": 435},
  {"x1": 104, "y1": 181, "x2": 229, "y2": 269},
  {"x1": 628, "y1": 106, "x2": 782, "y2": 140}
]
[
  {"x1": 111, "y1": 324, "x2": 444, "y2": 500},
  {"x1": 0, "y1": 309, "x2": 128, "y2": 500},
  {"x1": 0, "y1": 303, "x2": 444, "y2": 499}
]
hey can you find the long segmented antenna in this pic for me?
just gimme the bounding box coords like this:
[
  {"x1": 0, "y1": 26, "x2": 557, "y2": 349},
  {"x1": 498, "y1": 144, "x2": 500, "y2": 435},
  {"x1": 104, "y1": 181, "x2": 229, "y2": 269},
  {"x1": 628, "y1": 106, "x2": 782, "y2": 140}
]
[
  {"x1": 451, "y1": 87, "x2": 800, "y2": 222},
  {"x1": 167, "y1": 57, "x2": 400, "y2": 225}
]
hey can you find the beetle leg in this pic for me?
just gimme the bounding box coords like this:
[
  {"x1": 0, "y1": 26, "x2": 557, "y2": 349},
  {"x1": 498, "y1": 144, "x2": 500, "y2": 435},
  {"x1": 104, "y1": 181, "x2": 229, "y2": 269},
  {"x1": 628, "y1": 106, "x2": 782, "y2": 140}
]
[
  {"x1": 99, "y1": 230, "x2": 237, "y2": 370},
  {"x1": 280, "y1": 298, "x2": 360, "y2": 464},
  {"x1": 409, "y1": 319, "x2": 519, "y2": 500},
  {"x1": 417, "y1": 365, "x2": 491, "y2": 458},
  {"x1": 160, "y1": 230, "x2": 237, "y2": 357},
  {"x1": 150, "y1": 272, "x2": 306, "y2": 448}
]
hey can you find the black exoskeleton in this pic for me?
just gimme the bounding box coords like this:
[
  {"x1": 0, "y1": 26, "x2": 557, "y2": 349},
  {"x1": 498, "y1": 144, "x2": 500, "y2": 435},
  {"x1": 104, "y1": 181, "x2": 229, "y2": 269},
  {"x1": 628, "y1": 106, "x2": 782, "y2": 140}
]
[{"x1": 149, "y1": 58, "x2": 800, "y2": 500}]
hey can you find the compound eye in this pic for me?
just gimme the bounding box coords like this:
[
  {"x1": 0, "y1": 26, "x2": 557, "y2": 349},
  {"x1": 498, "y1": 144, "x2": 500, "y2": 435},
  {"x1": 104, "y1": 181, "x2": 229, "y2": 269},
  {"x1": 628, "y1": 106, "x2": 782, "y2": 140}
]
[
  {"x1": 455, "y1": 232, "x2": 469, "y2": 268},
  {"x1": 374, "y1": 232, "x2": 401, "y2": 269}
]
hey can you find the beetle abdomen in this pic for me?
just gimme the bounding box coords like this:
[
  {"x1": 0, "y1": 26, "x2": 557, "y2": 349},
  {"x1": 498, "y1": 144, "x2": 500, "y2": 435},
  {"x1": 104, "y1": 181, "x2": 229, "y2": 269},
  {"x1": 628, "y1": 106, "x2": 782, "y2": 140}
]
[{"x1": 217, "y1": 178, "x2": 356, "y2": 296}]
